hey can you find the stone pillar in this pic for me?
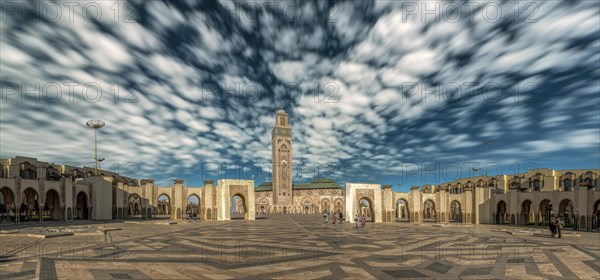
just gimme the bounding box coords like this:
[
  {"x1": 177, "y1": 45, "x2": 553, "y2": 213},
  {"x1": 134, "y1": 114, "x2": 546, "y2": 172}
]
[
  {"x1": 410, "y1": 186, "x2": 420, "y2": 223},
  {"x1": 63, "y1": 178, "x2": 73, "y2": 221},
  {"x1": 203, "y1": 180, "x2": 213, "y2": 220},
  {"x1": 438, "y1": 186, "x2": 447, "y2": 223},
  {"x1": 383, "y1": 185, "x2": 392, "y2": 223},
  {"x1": 173, "y1": 180, "x2": 184, "y2": 220},
  {"x1": 464, "y1": 186, "x2": 473, "y2": 224},
  {"x1": 142, "y1": 179, "x2": 155, "y2": 217}
]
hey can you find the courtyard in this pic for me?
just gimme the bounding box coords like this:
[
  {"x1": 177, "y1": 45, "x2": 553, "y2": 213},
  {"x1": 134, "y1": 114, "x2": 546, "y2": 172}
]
[{"x1": 1, "y1": 215, "x2": 599, "y2": 279}]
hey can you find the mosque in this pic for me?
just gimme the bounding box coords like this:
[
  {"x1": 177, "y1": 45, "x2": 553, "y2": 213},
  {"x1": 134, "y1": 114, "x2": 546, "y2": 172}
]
[{"x1": 1, "y1": 109, "x2": 599, "y2": 229}]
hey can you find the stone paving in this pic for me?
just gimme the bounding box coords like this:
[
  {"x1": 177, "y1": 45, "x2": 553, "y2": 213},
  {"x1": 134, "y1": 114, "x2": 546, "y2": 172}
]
[{"x1": 1, "y1": 214, "x2": 599, "y2": 279}]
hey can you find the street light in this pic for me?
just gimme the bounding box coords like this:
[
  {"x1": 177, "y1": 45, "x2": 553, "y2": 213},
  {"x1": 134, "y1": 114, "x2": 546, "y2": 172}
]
[
  {"x1": 86, "y1": 120, "x2": 105, "y2": 176},
  {"x1": 472, "y1": 167, "x2": 481, "y2": 186},
  {"x1": 482, "y1": 140, "x2": 495, "y2": 188}
]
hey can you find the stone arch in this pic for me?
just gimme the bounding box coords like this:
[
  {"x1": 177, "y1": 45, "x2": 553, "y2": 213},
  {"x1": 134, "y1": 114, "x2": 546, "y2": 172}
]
[
  {"x1": 357, "y1": 197, "x2": 374, "y2": 222},
  {"x1": 76, "y1": 191, "x2": 89, "y2": 220},
  {"x1": 496, "y1": 200, "x2": 507, "y2": 224},
  {"x1": 559, "y1": 199, "x2": 574, "y2": 224},
  {"x1": 521, "y1": 199, "x2": 534, "y2": 225},
  {"x1": 333, "y1": 198, "x2": 344, "y2": 214},
  {"x1": 563, "y1": 178, "x2": 573, "y2": 191},
  {"x1": 300, "y1": 197, "x2": 313, "y2": 214},
  {"x1": 128, "y1": 194, "x2": 142, "y2": 216},
  {"x1": 449, "y1": 200, "x2": 462, "y2": 222},
  {"x1": 423, "y1": 199, "x2": 436, "y2": 222},
  {"x1": 44, "y1": 189, "x2": 61, "y2": 220},
  {"x1": 186, "y1": 194, "x2": 200, "y2": 219},
  {"x1": 21, "y1": 187, "x2": 40, "y2": 222},
  {"x1": 257, "y1": 198, "x2": 269, "y2": 214},
  {"x1": 46, "y1": 166, "x2": 61, "y2": 181},
  {"x1": 320, "y1": 198, "x2": 331, "y2": 214},
  {"x1": 532, "y1": 179, "x2": 541, "y2": 192},
  {"x1": 231, "y1": 193, "x2": 248, "y2": 219},
  {"x1": 157, "y1": 194, "x2": 171, "y2": 217},
  {"x1": 395, "y1": 199, "x2": 410, "y2": 221},
  {"x1": 583, "y1": 171, "x2": 595, "y2": 186},
  {"x1": 0, "y1": 187, "x2": 15, "y2": 222},
  {"x1": 539, "y1": 199, "x2": 552, "y2": 225},
  {"x1": 20, "y1": 162, "x2": 37, "y2": 179}
]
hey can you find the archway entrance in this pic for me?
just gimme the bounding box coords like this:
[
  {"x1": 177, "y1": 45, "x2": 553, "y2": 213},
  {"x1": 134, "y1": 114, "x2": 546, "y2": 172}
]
[
  {"x1": 450, "y1": 201, "x2": 462, "y2": 223},
  {"x1": 0, "y1": 187, "x2": 15, "y2": 222},
  {"x1": 156, "y1": 194, "x2": 171, "y2": 218},
  {"x1": 358, "y1": 198, "x2": 374, "y2": 222},
  {"x1": 44, "y1": 189, "x2": 61, "y2": 221},
  {"x1": 559, "y1": 199, "x2": 574, "y2": 225},
  {"x1": 186, "y1": 195, "x2": 200, "y2": 220},
  {"x1": 231, "y1": 194, "x2": 246, "y2": 219},
  {"x1": 395, "y1": 199, "x2": 409, "y2": 222},
  {"x1": 496, "y1": 201, "x2": 507, "y2": 224},
  {"x1": 334, "y1": 200, "x2": 343, "y2": 215},
  {"x1": 423, "y1": 200, "x2": 436, "y2": 222},
  {"x1": 321, "y1": 199, "x2": 330, "y2": 214},
  {"x1": 521, "y1": 200, "x2": 533, "y2": 225},
  {"x1": 539, "y1": 199, "x2": 552, "y2": 226},
  {"x1": 76, "y1": 192, "x2": 89, "y2": 220},
  {"x1": 128, "y1": 194, "x2": 142, "y2": 217},
  {"x1": 22, "y1": 188, "x2": 39, "y2": 222}
]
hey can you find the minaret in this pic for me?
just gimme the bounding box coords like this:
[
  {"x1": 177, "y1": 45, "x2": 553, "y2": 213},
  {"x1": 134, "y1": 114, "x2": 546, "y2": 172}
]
[{"x1": 272, "y1": 107, "x2": 293, "y2": 206}]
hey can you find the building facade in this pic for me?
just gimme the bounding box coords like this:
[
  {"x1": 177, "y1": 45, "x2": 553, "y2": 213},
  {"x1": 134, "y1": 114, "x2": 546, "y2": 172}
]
[
  {"x1": 1, "y1": 109, "x2": 599, "y2": 229},
  {"x1": 0, "y1": 157, "x2": 255, "y2": 222}
]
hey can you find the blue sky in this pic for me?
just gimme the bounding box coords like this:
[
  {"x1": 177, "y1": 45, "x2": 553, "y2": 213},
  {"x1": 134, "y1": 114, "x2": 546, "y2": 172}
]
[{"x1": 1, "y1": 1, "x2": 599, "y2": 192}]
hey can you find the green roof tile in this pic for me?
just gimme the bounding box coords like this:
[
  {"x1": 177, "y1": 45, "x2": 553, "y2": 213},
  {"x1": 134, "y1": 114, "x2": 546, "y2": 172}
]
[{"x1": 254, "y1": 178, "x2": 342, "y2": 191}]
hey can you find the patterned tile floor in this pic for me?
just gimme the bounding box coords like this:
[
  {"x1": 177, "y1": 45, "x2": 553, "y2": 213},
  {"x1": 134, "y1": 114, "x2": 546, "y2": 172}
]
[{"x1": 1, "y1": 214, "x2": 599, "y2": 279}]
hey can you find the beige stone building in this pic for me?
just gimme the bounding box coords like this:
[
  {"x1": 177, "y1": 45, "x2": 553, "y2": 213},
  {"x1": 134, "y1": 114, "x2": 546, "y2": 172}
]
[
  {"x1": 1, "y1": 108, "x2": 599, "y2": 230},
  {"x1": 0, "y1": 157, "x2": 255, "y2": 222}
]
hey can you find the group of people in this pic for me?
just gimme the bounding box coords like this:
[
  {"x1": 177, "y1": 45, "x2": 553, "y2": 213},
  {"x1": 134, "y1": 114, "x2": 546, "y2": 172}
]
[
  {"x1": 322, "y1": 212, "x2": 367, "y2": 228},
  {"x1": 322, "y1": 212, "x2": 344, "y2": 224},
  {"x1": 354, "y1": 214, "x2": 367, "y2": 228},
  {"x1": 549, "y1": 219, "x2": 564, "y2": 238}
]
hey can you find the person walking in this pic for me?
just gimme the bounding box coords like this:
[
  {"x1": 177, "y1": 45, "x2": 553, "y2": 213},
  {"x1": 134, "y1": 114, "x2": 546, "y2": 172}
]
[
  {"x1": 354, "y1": 215, "x2": 359, "y2": 228},
  {"x1": 339, "y1": 212, "x2": 344, "y2": 224},
  {"x1": 323, "y1": 212, "x2": 328, "y2": 224},
  {"x1": 549, "y1": 220, "x2": 556, "y2": 238},
  {"x1": 361, "y1": 215, "x2": 366, "y2": 228},
  {"x1": 332, "y1": 213, "x2": 337, "y2": 225},
  {"x1": 556, "y1": 219, "x2": 563, "y2": 238}
]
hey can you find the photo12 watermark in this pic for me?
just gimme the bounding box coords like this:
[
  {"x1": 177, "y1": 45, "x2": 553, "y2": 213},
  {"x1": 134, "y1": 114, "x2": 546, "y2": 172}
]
[
  {"x1": 1, "y1": 1, "x2": 137, "y2": 24},
  {"x1": 1, "y1": 82, "x2": 139, "y2": 104}
]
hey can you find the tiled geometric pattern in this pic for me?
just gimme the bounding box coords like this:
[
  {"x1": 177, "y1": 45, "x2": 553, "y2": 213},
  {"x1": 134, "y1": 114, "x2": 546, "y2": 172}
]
[{"x1": 1, "y1": 215, "x2": 599, "y2": 279}]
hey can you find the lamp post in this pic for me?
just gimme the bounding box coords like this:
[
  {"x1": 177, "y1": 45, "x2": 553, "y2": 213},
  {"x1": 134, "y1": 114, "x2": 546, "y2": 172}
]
[
  {"x1": 472, "y1": 167, "x2": 481, "y2": 186},
  {"x1": 86, "y1": 120, "x2": 105, "y2": 176},
  {"x1": 482, "y1": 140, "x2": 495, "y2": 189}
]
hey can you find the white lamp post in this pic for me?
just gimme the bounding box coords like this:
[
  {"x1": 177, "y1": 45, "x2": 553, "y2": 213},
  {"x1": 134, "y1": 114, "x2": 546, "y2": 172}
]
[{"x1": 86, "y1": 120, "x2": 105, "y2": 176}]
